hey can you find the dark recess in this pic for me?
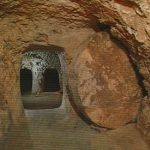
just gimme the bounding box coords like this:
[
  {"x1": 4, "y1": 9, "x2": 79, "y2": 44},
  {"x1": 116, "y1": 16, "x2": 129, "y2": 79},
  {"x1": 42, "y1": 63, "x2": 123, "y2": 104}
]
[
  {"x1": 20, "y1": 68, "x2": 32, "y2": 95},
  {"x1": 43, "y1": 69, "x2": 60, "y2": 92},
  {"x1": 92, "y1": 21, "x2": 111, "y2": 32}
]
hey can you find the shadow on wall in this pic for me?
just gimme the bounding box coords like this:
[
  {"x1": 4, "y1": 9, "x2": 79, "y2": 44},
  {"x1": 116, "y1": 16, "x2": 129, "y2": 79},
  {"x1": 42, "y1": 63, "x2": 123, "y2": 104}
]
[
  {"x1": 109, "y1": 35, "x2": 148, "y2": 98},
  {"x1": 96, "y1": 22, "x2": 148, "y2": 97}
]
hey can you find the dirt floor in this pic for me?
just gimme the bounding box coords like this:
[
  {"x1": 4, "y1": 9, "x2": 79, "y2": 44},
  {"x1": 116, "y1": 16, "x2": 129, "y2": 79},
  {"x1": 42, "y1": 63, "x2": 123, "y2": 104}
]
[
  {"x1": 22, "y1": 92, "x2": 62, "y2": 109},
  {"x1": 1, "y1": 107, "x2": 149, "y2": 150}
]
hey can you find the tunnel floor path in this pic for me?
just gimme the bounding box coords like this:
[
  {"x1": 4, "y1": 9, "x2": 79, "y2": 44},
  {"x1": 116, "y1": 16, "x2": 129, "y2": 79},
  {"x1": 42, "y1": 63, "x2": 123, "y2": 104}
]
[
  {"x1": 22, "y1": 92, "x2": 62, "y2": 109},
  {"x1": 1, "y1": 108, "x2": 149, "y2": 150}
]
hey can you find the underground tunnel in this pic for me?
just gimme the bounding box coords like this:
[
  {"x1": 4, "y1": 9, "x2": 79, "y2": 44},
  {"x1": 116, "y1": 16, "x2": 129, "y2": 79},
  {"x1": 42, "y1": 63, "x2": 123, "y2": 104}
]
[
  {"x1": 20, "y1": 46, "x2": 64, "y2": 109},
  {"x1": 0, "y1": 1, "x2": 150, "y2": 149}
]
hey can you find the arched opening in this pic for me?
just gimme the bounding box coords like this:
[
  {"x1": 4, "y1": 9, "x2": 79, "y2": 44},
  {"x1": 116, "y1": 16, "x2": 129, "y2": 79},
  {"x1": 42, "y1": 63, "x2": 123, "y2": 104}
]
[
  {"x1": 43, "y1": 69, "x2": 60, "y2": 92},
  {"x1": 20, "y1": 68, "x2": 32, "y2": 95},
  {"x1": 20, "y1": 48, "x2": 64, "y2": 109}
]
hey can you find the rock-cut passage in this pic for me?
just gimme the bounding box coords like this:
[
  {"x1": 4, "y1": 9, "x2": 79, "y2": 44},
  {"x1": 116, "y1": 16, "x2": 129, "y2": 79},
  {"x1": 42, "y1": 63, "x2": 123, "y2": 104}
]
[{"x1": 20, "y1": 48, "x2": 63, "y2": 109}]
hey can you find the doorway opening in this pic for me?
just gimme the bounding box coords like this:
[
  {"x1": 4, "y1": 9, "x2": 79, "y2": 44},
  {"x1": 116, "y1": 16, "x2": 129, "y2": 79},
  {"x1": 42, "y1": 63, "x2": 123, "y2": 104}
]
[
  {"x1": 20, "y1": 68, "x2": 32, "y2": 95},
  {"x1": 20, "y1": 45, "x2": 65, "y2": 109},
  {"x1": 43, "y1": 69, "x2": 60, "y2": 92}
]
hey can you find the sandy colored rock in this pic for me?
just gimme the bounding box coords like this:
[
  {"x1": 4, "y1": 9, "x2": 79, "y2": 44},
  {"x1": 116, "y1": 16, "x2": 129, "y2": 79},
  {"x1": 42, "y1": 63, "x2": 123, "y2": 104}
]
[
  {"x1": 73, "y1": 32, "x2": 142, "y2": 128},
  {"x1": 138, "y1": 99, "x2": 150, "y2": 146},
  {"x1": 0, "y1": 0, "x2": 149, "y2": 144}
]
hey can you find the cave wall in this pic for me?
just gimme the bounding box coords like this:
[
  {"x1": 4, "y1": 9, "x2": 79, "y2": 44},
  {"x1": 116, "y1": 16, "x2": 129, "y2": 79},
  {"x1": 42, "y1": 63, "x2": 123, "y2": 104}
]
[
  {"x1": 0, "y1": 0, "x2": 149, "y2": 144},
  {"x1": 138, "y1": 99, "x2": 150, "y2": 146},
  {"x1": 0, "y1": 16, "x2": 94, "y2": 139}
]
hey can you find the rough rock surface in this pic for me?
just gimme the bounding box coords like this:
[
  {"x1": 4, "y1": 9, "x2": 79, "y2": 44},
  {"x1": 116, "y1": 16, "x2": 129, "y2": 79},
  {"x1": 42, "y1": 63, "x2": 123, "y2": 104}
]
[
  {"x1": 138, "y1": 99, "x2": 150, "y2": 146},
  {"x1": 0, "y1": 0, "x2": 149, "y2": 144},
  {"x1": 73, "y1": 32, "x2": 142, "y2": 128},
  {"x1": 0, "y1": 81, "x2": 10, "y2": 140}
]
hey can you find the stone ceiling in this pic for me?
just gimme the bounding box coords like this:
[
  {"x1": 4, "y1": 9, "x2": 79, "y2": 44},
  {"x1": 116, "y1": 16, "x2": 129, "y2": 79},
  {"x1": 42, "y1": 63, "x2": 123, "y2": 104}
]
[{"x1": 0, "y1": 0, "x2": 149, "y2": 47}]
